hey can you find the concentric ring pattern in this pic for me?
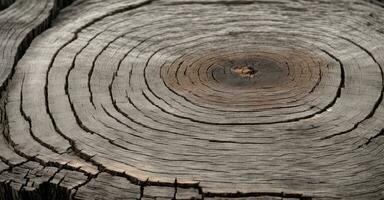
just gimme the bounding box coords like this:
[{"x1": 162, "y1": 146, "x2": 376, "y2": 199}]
[{"x1": 2, "y1": 0, "x2": 384, "y2": 199}]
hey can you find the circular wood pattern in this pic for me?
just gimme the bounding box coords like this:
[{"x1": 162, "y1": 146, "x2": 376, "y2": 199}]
[{"x1": 1, "y1": 0, "x2": 384, "y2": 199}]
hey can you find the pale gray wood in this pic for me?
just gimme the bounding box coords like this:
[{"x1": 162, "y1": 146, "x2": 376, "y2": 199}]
[{"x1": 1, "y1": 0, "x2": 384, "y2": 199}]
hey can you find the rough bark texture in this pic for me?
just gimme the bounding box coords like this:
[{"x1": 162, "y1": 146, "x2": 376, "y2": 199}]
[{"x1": 0, "y1": 0, "x2": 384, "y2": 199}]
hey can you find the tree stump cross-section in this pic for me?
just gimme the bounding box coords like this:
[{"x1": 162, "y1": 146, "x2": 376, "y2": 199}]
[{"x1": 1, "y1": 0, "x2": 384, "y2": 199}]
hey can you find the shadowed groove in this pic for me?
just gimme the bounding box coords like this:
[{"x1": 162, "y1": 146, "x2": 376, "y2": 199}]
[{"x1": 1, "y1": 0, "x2": 384, "y2": 199}]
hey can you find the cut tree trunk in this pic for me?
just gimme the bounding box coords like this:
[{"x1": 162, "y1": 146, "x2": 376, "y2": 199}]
[{"x1": 0, "y1": 0, "x2": 384, "y2": 199}]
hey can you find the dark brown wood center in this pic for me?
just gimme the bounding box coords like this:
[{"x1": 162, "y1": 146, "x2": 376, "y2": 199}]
[{"x1": 230, "y1": 66, "x2": 257, "y2": 78}]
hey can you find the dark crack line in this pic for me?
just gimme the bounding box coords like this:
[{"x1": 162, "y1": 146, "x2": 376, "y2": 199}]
[
  {"x1": 360, "y1": 128, "x2": 384, "y2": 147},
  {"x1": 40, "y1": 0, "x2": 157, "y2": 178},
  {"x1": 47, "y1": 166, "x2": 62, "y2": 183},
  {"x1": 203, "y1": 191, "x2": 313, "y2": 199},
  {"x1": 0, "y1": 159, "x2": 30, "y2": 175},
  {"x1": 367, "y1": 0, "x2": 384, "y2": 8},
  {"x1": 309, "y1": 64, "x2": 324, "y2": 93},
  {"x1": 20, "y1": 75, "x2": 60, "y2": 154},
  {"x1": 143, "y1": 38, "x2": 340, "y2": 125},
  {"x1": 321, "y1": 37, "x2": 384, "y2": 141},
  {"x1": 71, "y1": 172, "x2": 100, "y2": 199},
  {"x1": 158, "y1": 31, "x2": 322, "y2": 113},
  {"x1": 161, "y1": 0, "x2": 256, "y2": 6},
  {"x1": 88, "y1": 14, "x2": 181, "y2": 110},
  {"x1": 339, "y1": 37, "x2": 384, "y2": 119},
  {"x1": 37, "y1": 0, "x2": 205, "y2": 192},
  {"x1": 0, "y1": 0, "x2": 74, "y2": 92},
  {"x1": 0, "y1": 0, "x2": 77, "y2": 179},
  {"x1": 19, "y1": 169, "x2": 31, "y2": 192}
]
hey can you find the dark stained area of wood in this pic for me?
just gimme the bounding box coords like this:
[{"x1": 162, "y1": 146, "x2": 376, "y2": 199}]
[
  {"x1": 0, "y1": 0, "x2": 14, "y2": 10},
  {"x1": 0, "y1": 0, "x2": 384, "y2": 199}
]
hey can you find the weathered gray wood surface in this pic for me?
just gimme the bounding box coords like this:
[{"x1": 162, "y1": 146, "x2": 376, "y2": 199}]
[{"x1": 1, "y1": 0, "x2": 384, "y2": 199}]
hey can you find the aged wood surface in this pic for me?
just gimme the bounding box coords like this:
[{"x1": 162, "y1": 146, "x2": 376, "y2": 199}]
[{"x1": 1, "y1": 0, "x2": 384, "y2": 199}]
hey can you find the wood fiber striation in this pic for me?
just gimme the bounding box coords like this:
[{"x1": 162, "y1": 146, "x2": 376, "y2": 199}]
[{"x1": 1, "y1": 0, "x2": 384, "y2": 199}]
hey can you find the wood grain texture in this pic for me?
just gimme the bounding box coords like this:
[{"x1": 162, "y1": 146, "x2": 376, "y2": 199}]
[{"x1": 1, "y1": 0, "x2": 384, "y2": 199}]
